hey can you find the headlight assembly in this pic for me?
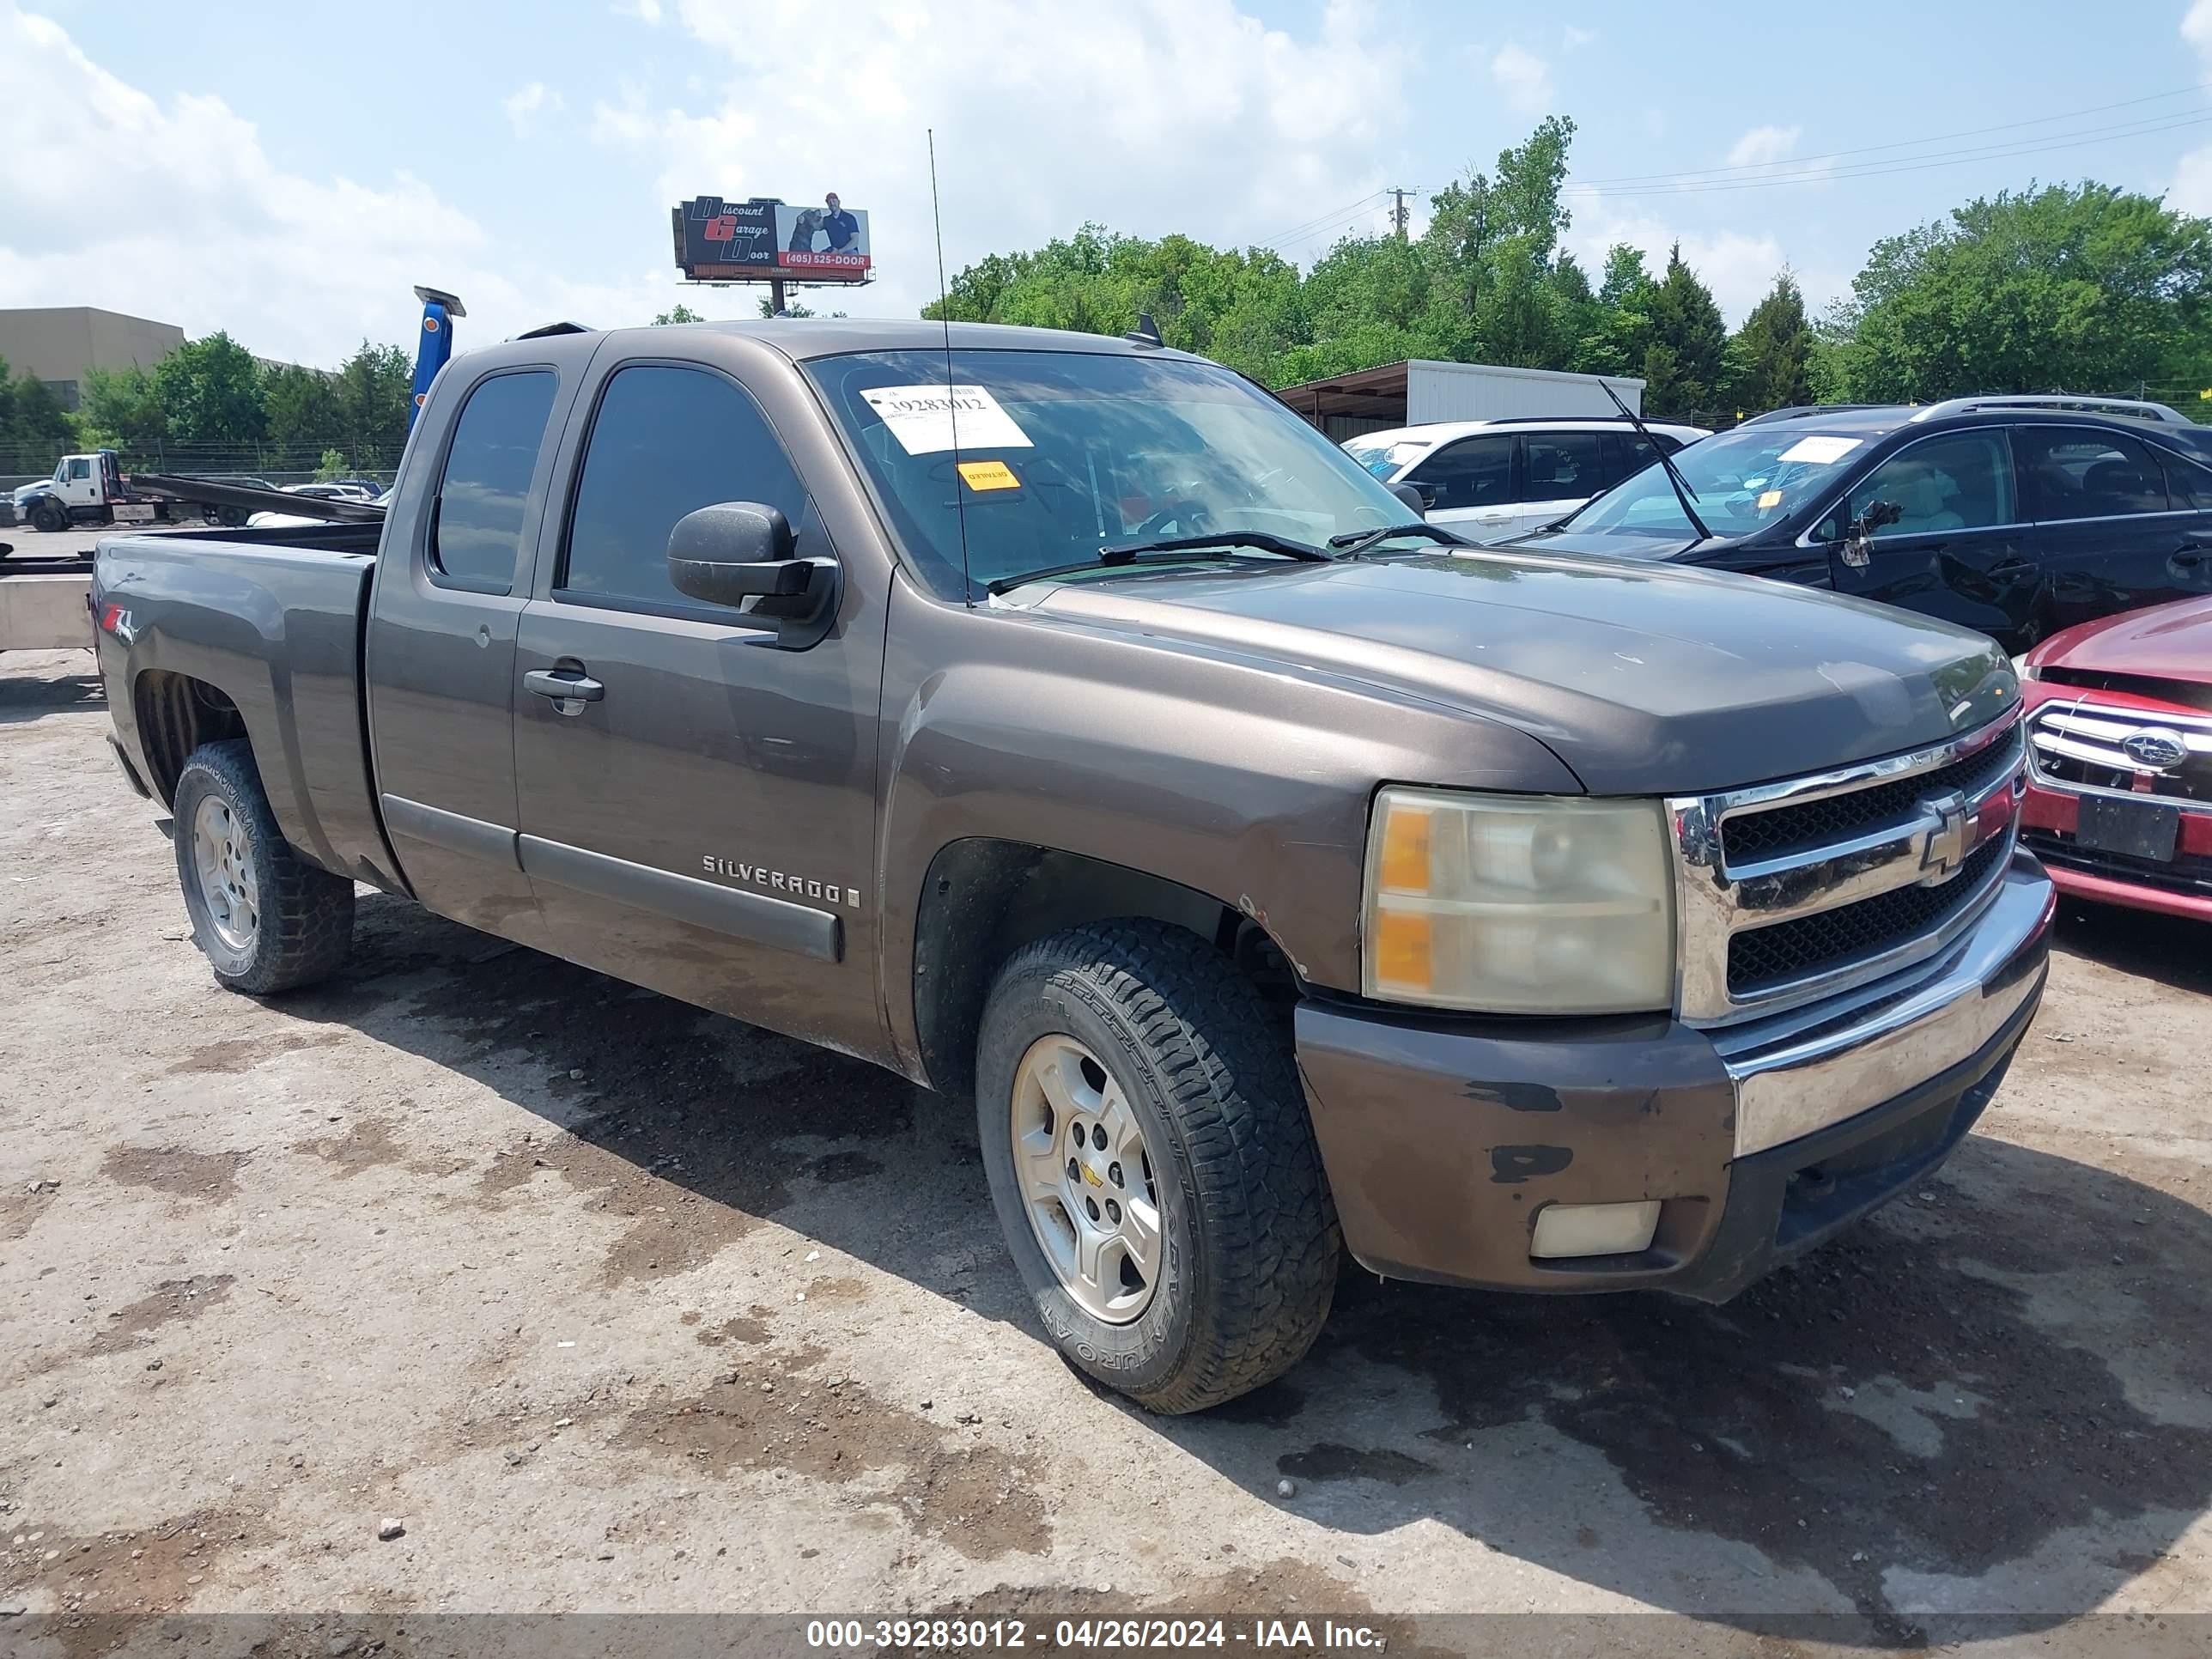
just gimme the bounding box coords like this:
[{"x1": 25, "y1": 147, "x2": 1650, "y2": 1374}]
[{"x1": 1362, "y1": 787, "x2": 1676, "y2": 1014}]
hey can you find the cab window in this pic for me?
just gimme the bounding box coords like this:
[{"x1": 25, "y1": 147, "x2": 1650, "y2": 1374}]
[
  {"x1": 66, "y1": 457, "x2": 91, "y2": 482},
  {"x1": 559, "y1": 365, "x2": 808, "y2": 611},
  {"x1": 1407, "y1": 434, "x2": 1512, "y2": 509},
  {"x1": 430, "y1": 370, "x2": 558, "y2": 590},
  {"x1": 1847, "y1": 431, "x2": 2017, "y2": 538}
]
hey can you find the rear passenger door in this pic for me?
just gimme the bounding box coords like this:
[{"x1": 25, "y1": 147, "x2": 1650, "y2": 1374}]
[
  {"x1": 1403, "y1": 434, "x2": 1516, "y2": 541},
  {"x1": 510, "y1": 356, "x2": 888, "y2": 1060},
  {"x1": 366, "y1": 362, "x2": 569, "y2": 949},
  {"x1": 1514, "y1": 431, "x2": 1608, "y2": 538},
  {"x1": 2016, "y1": 425, "x2": 2212, "y2": 635}
]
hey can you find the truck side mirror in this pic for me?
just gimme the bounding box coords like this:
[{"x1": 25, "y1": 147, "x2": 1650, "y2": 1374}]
[
  {"x1": 1389, "y1": 482, "x2": 1429, "y2": 518},
  {"x1": 666, "y1": 501, "x2": 838, "y2": 642}
]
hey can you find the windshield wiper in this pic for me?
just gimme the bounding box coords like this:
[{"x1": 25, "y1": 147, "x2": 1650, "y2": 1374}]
[
  {"x1": 984, "y1": 530, "x2": 1334, "y2": 597},
  {"x1": 1326, "y1": 521, "x2": 1470, "y2": 557},
  {"x1": 1599, "y1": 380, "x2": 1714, "y2": 545}
]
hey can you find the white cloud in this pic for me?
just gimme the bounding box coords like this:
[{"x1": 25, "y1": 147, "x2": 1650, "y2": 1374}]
[
  {"x1": 1567, "y1": 193, "x2": 1845, "y2": 327},
  {"x1": 2173, "y1": 3, "x2": 2212, "y2": 210},
  {"x1": 1488, "y1": 44, "x2": 1553, "y2": 115},
  {"x1": 1725, "y1": 124, "x2": 1800, "y2": 169},
  {"x1": 1561, "y1": 25, "x2": 1596, "y2": 50},
  {"x1": 598, "y1": 0, "x2": 1411, "y2": 316},
  {"x1": 616, "y1": 0, "x2": 665, "y2": 19},
  {"x1": 502, "y1": 81, "x2": 564, "y2": 137},
  {"x1": 0, "y1": 11, "x2": 671, "y2": 364}
]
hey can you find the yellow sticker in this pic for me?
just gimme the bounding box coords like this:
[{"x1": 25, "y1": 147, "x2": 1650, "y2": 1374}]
[
  {"x1": 957, "y1": 459, "x2": 1020, "y2": 491},
  {"x1": 1757, "y1": 489, "x2": 1784, "y2": 510}
]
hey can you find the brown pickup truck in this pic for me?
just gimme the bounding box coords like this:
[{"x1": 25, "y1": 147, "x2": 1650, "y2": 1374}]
[{"x1": 92, "y1": 319, "x2": 2053, "y2": 1412}]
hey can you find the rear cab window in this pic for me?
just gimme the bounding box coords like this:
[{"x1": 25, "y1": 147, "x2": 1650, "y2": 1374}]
[
  {"x1": 1407, "y1": 434, "x2": 1513, "y2": 508},
  {"x1": 430, "y1": 370, "x2": 559, "y2": 592}
]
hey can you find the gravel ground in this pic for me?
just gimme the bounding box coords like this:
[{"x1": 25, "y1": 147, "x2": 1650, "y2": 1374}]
[{"x1": 3, "y1": 642, "x2": 2210, "y2": 1657}]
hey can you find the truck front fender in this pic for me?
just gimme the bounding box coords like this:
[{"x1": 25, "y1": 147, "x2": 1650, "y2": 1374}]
[{"x1": 872, "y1": 578, "x2": 1583, "y2": 1084}]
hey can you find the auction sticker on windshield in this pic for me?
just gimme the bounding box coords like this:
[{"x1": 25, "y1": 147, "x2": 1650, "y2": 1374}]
[
  {"x1": 1778, "y1": 434, "x2": 1863, "y2": 465},
  {"x1": 860, "y1": 384, "x2": 1034, "y2": 454}
]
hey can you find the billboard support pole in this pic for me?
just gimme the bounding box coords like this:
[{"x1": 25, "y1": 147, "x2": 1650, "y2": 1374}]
[{"x1": 769, "y1": 276, "x2": 787, "y2": 317}]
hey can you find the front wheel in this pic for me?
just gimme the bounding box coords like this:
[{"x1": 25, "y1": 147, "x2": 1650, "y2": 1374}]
[
  {"x1": 976, "y1": 921, "x2": 1340, "y2": 1413},
  {"x1": 28, "y1": 499, "x2": 67, "y2": 533},
  {"x1": 172, "y1": 739, "x2": 355, "y2": 994}
]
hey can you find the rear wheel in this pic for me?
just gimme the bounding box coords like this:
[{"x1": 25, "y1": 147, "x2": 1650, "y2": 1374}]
[
  {"x1": 976, "y1": 921, "x2": 1340, "y2": 1413},
  {"x1": 172, "y1": 739, "x2": 354, "y2": 994}
]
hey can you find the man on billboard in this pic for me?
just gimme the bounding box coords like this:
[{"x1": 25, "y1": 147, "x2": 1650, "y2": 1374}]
[{"x1": 822, "y1": 191, "x2": 860, "y2": 252}]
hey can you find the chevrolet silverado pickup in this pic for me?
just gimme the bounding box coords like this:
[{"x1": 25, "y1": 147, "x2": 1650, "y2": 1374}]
[{"x1": 93, "y1": 319, "x2": 2055, "y2": 1413}]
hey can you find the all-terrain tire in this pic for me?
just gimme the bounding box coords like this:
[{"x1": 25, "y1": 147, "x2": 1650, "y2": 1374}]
[
  {"x1": 976, "y1": 921, "x2": 1340, "y2": 1413},
  {"x1": 172, "y1": 739, "x2": 355, "y2": 994}
]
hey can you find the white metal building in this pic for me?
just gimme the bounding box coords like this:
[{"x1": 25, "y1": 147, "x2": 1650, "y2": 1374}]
[{"x1": 1279, "y1": 360, "x2": 1646, "y2": 441}]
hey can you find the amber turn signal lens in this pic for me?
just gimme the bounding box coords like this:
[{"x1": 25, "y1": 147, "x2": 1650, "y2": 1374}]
[
  {"x1": 1372, "y1": 908, "x2": 1433, "y2": 991},
  {"x1": 1378, "y1": 805, "x2": 1432, "y2": 892}
]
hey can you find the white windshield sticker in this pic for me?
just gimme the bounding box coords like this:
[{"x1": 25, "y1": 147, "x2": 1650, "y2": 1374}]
[
  {"x1": 859, "y1": 384, "x2": 1034, "y2": 455},
  {"x1": 1778, "y1": 434, "x2": 1863, "y2": 465}
]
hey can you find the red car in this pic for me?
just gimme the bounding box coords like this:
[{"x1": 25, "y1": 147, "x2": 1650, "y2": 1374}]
[{"x1": 2020, "y1": 595, "x2": 2212, "y2": 921}]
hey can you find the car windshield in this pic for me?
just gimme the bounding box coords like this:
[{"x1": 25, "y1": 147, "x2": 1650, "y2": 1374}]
[
  {"x1": 807, "y1": 348, "x2": 1418, "y2": 598},
  {"x1": 1342, "y1": 435, "x2": 1434, "y2": 479},
  {"x1": 1547, "y1": 423, "x2": 1877, "y2": 550}
]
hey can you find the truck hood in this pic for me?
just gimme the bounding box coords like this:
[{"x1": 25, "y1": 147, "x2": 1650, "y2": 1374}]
[
  {"x1": 2027, "y1": 594, "x2": 2212, "y2": 685},
  {"x1": 1021, "y1": 548, "x2": 2016, "y2": 796}
]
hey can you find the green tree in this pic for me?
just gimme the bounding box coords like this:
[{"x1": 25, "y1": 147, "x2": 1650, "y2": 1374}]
[
  {"x1": 76, "y1": 364, "x2": 170, "y2": 458},
  {"x1": 1826, "y1": 183, "x2": 2212, "y2": 402},
  {"x1": 332, "y1": 343, "x2": 413, "y2": 469},
  {"x1": 153, "y1": 331, "x2": 267, "y2": 448},
  {"x1": 2, "y1": 364, "x2": 74, "y2": 471},
  {"x1": 1642, "y1": 245, "x2": 1726, "y2": 417},
  {"x1": 263, "y1": 364, "x2": 347, "y2": 470},
  {"x1": 1727, "y1": 270, "x2": 1815, "y2": 413},
  {"x1": 314, "y1": 447, "x2": 349, "y2": 483},
  {"x1": 653, "y1": 302, "x2": 706, "y2": 325}
]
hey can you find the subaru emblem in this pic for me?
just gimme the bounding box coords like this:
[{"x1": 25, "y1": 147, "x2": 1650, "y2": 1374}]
[{"x1": 2119, "y1": 728, "x2": 2189, "y2": 771}]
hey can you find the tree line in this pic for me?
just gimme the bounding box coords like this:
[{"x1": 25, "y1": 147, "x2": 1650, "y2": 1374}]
[
  {"x1": 0, "y1": 332, "x2": 416, "y2": 478},
  {"x1": 925, "y1": 117, "x2": 2212, "y2": 423}
]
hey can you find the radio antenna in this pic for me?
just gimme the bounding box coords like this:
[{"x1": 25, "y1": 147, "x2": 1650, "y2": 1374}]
[{"x1": 928, "y1": 128, "x2": 974, "y2": 603}]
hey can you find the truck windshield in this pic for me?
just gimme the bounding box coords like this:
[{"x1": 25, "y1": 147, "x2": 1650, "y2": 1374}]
[
  {"x1": 1546, "y1": 424, "x2": 1874, "y2": 550},
  {"x1": 807, "y1": 349, "x2": 1415, "y2": 598}
]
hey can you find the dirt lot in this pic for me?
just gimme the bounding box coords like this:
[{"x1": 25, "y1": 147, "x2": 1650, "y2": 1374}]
[{"x1": 3, "y1": 641, "x2": 2210, "y2": 1656}]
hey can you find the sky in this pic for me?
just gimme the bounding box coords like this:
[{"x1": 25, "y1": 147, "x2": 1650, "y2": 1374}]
[{"x1": 7, "y1": 0, "x2": 2212, "y2": 368}]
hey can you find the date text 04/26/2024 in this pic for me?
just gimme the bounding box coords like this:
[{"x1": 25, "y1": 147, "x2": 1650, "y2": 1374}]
[{"x1": 805, "y1": 1618, "x2": 1388, "y2": 1650}]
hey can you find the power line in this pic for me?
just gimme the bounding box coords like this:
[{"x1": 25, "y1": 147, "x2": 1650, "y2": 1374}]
[
  {"x1": 1251, "y1": 190, "x2": 1390, "y2": 253},
  {"x1": 1565, "y1": 108, "x2": 2212, "y2": 198},
  {"x1": 1571, "y1": 80, "x2": 2212, "y2": 190}
]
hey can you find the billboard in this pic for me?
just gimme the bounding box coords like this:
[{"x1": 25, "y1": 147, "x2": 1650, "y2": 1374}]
[{"x1": 672, "y1": 194, "x2": 872, "y2": 283}]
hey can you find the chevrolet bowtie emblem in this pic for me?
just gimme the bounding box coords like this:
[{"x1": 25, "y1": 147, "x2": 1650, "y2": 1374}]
[
  {"x1": 1080, "y1": 1165, "x2": 1104, "y2": 1188},
  {"x1": 1919, "y1": 791, "x2": 1971, "y2": 884}
]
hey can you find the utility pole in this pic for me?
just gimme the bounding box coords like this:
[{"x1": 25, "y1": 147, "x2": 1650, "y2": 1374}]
[{"x1": 1389, "y1": 187, "x2": 1411, "y2": 241}]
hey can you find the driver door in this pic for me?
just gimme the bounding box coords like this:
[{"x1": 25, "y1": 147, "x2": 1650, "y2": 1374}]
[{"x1": 1822, "y1": 428, "x2": 2043, "y2": 654}]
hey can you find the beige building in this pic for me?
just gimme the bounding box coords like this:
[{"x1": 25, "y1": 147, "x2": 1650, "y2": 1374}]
[{"x1": 0, "y1": 307, "x2": 186, "y2": 410}]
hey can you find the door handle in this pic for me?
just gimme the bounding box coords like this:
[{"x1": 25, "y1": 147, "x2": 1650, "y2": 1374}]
[
  {"x1": 525, "y1": 667, "x2": 604, "y2": 702},
  {"x1": 2172, "y1": 546, "x2": 2209, "y2": 568}
]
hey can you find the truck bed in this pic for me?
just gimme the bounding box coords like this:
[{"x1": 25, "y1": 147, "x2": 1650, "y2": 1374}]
[{"x1": 92, "y1": 524, "x2": 398, "y2": 889}]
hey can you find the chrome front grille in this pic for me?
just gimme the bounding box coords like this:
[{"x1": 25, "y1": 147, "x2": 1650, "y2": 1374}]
[
  {"x1": 1668, "y1": 712, "x2": 2026, "y2": 1024},
  {"x1": 2027, "y1": 700, "x2": 2212, "y2": 807}
]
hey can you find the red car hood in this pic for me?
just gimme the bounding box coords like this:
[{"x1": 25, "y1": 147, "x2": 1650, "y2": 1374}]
[{"x1": 2027, "y1": 596, "x2": 2212, "y2": 684}]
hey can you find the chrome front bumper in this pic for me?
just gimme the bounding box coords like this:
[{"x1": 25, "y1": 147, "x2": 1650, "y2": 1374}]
[{"x1": 1714, "y1": 854, "x2": 2056, "y2": 1158}]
